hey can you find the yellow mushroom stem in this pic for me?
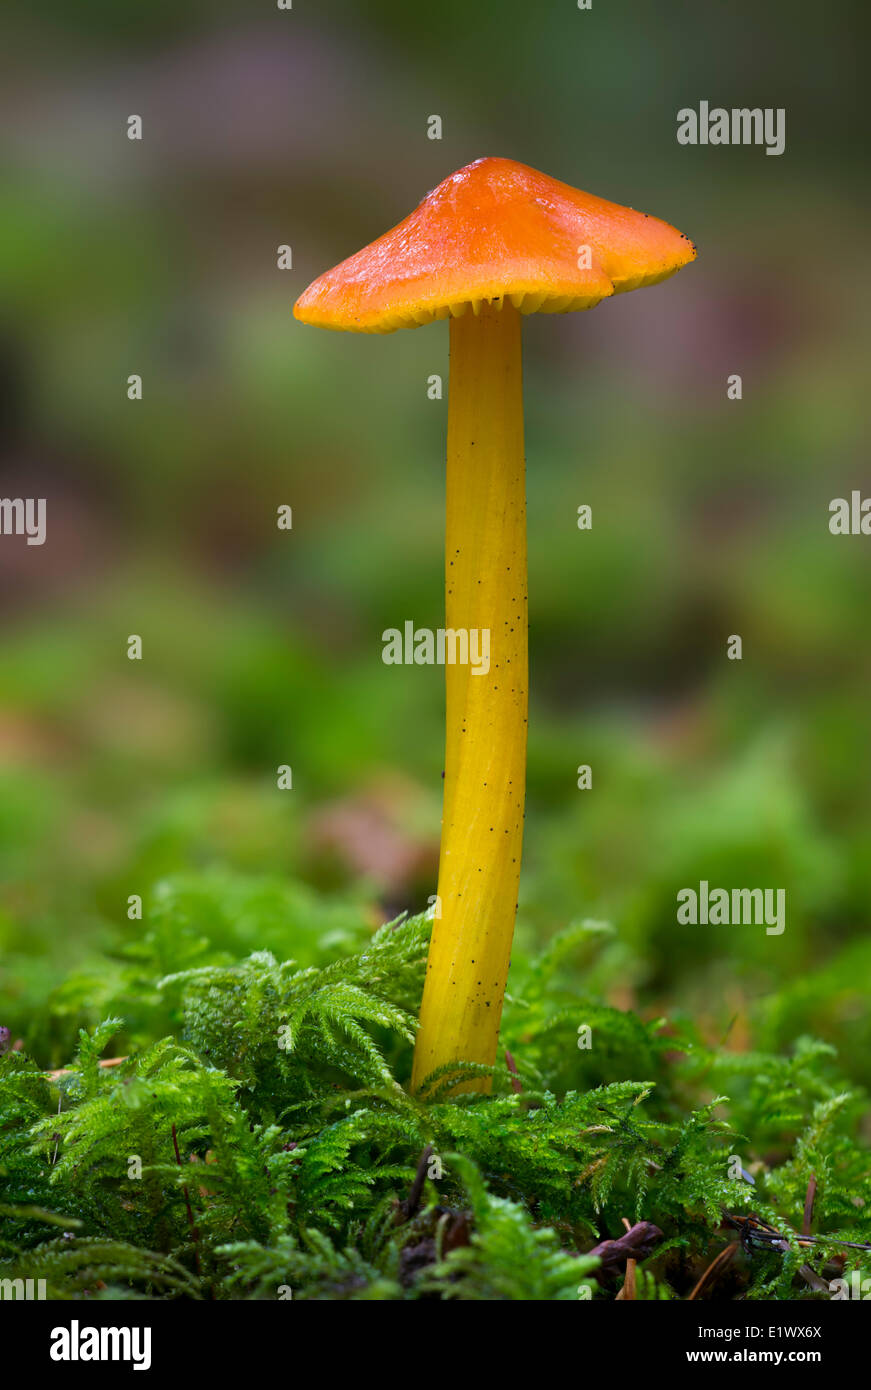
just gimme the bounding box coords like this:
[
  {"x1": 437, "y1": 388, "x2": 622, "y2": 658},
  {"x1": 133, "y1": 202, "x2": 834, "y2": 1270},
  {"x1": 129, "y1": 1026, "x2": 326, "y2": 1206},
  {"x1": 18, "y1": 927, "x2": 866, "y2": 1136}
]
[{"x1": 411, "y1": 299, "x2": 527, "y2": 1094}]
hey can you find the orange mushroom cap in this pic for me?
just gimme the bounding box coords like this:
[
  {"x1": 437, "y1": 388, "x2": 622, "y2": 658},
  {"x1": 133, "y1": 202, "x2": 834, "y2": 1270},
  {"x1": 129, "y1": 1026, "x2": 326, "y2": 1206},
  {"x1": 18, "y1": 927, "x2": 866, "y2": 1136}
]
[{"x1": 294, "y1": 156, "x2": 696, "y2": 334}]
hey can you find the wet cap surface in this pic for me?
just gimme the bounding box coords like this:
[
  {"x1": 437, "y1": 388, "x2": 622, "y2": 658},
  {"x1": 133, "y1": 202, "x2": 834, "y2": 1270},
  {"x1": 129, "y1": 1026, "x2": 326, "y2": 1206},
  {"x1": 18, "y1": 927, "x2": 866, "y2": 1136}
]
[{"x1": 294, "y1": 156, "x2": 696, "y2": 334}]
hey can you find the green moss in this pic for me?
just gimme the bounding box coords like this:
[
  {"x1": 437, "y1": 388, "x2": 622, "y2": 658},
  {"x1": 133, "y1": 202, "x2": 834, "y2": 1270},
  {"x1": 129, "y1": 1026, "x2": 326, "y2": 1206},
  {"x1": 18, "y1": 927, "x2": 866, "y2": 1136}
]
[{"x1": 2, "y1": 882, "x2": 869, "y2": 1300}]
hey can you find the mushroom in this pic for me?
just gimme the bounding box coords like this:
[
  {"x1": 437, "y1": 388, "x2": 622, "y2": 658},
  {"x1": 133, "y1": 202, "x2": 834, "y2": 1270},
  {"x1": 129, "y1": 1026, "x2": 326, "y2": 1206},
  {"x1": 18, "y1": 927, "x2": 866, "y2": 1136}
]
[{"x1": 294, "y1": 157, "x2": 696, "y2": 1092}]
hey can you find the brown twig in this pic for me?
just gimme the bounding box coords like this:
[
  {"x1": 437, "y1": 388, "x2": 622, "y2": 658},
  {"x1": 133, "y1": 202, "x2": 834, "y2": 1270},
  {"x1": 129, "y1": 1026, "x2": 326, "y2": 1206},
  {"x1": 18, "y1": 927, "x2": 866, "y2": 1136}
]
[
  {"x1": 688, "y1": 1240, "x2": 737, "y2": 1300},
  {"x1": 589, "y1": 1221, "x2": 663, "y2": 1281},
  {"x1": 171, "y1": 1123, "x2": 202, "y2": 1280},
  {"x1": 46, "y1": 1057, "x2": 127, "y2": 1081},
  {"x1": 803, "y1": 1176, "x2": 817, "y2": 1236},
  {"x1": 798, "y1": 1263, "x2": 831, "y2": 1293},
  {"x1": 50, "y1": 1094, "x2": 62, "y2": 1166},
  {"x1": 398, "y1": 1145, "x2": 433, "y2": 1222},
  {"x1": 504, "y1": 1049, "x2": 523, "y2": 1094},
  {"x1": 616, "y1": 1258, "x2": 637, "y2": 1300}
]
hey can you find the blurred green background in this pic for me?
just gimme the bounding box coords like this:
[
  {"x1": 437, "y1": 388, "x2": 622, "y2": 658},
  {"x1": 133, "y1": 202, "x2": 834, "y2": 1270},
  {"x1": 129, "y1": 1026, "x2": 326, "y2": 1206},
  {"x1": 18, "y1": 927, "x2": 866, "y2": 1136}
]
[{"x1": 1, "y1": 2, "x2": 869, "y2": 1075}]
